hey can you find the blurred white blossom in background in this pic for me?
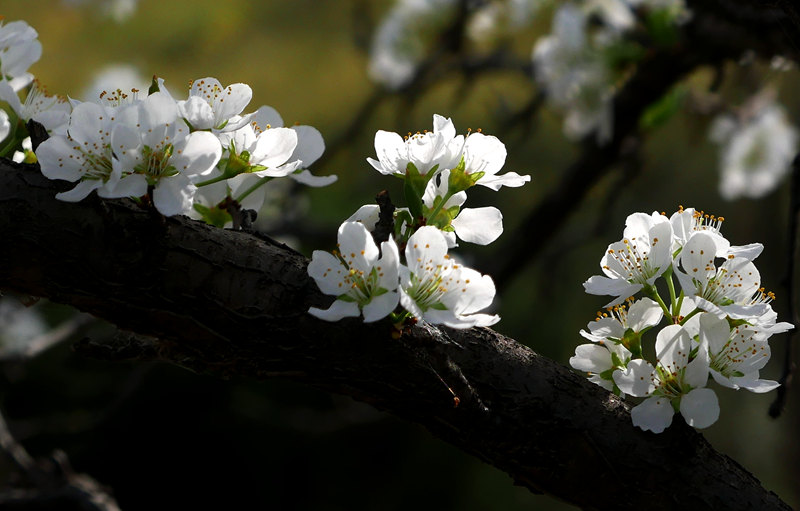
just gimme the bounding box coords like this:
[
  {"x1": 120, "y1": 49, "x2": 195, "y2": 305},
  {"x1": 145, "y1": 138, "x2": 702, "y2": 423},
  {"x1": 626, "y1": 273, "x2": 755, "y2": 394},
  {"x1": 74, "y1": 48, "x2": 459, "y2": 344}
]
[{"x1": 710, "y1": 92, "x2": 799, "y2": 200}]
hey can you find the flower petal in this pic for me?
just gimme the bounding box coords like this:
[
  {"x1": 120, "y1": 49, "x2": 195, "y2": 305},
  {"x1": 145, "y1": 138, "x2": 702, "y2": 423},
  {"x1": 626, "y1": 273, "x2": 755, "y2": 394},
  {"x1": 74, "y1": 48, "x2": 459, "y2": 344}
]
[
  {"x1": 452, "y1": 207, "x2": 503, "y2": 245},
  {"x1": 309, "y1": 300, "x2": 360, "y2": 322},
  {"x1": 680, "y1": 388, "x2": 719, "y2": 429}
]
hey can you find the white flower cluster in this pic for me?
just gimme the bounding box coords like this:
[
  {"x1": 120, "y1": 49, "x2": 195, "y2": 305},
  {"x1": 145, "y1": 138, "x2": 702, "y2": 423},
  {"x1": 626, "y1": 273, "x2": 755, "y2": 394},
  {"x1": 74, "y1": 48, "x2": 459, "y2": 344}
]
[
  {"x1": 573, "y1": 206, "x2": 793, "y2": 433},
  {"x1": 28, "y1": 77, "x2": 334, "y2": 220},
  {"x1": 0, "y1": 19, "x2": 335, "y2": 221},
  {"x1": 307, "y1": 114, "x2": 530, "y2": 329}
]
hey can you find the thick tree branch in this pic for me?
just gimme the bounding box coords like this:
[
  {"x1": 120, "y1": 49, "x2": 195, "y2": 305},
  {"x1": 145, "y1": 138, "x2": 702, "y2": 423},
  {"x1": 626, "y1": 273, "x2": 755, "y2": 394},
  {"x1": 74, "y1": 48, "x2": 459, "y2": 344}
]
[{"x1": 0, "y1": 162, "x2": 790, "y2": 511}]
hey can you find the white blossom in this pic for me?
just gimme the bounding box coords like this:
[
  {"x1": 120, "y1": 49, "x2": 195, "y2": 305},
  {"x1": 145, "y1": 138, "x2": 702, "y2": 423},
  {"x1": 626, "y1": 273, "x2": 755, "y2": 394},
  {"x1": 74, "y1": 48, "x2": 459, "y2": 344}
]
[
  {"x1": 367, "y1": 114, "x2": 462, "y2": 177},
  {"x1": 583, "y1": 212, "x2": 673, "y2": 306},
  {"x1": 570, "y1": 340, "x2": 632, "y2": 392},
  {"x1": 399, "y1": 226, "x2": 499, "y2": 328},
  {"x1": 532, "y1": 5, "x2": 616, "y2": 143},
  {"x1": 308, "y1": 222, "x2": 400, "y2": 322},
  {"x1": 0, "y1": 19, "x2": 42, "y2": 91},
  {"x1": 674, "y1": 231, "x2": 769, "y2": 320},
  {"x1": 0, "y1": 78, "x2": 71, "y2": 136},
  {"x1": 710, "y1": 100, "x2": 798, "y2": 200},
  {"x1": 368, "y1": 0, "x2": 458, "y2": 90},
  {"x1": 614, "y1": 324, "x2": 718, "y2": 432},
  {"x1": 697, "y1": 313, "x2": 780, "y2": 393}
]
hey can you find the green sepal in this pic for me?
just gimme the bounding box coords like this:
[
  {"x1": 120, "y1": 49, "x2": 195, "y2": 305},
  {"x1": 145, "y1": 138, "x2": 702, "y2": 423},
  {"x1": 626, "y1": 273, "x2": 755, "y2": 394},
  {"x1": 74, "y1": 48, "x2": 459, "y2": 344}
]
[
  {"x1": 429, "y1": 302, "x2": 449, "y2": 311},
  {"x1": 193, "y1": 203, "x2": 233, "y2": 228},
  {"x1": 373, "y1": 287, "x2": 389, "y2": 297},
  {"x1": 403, "y1": 161, "x2": 430, "y2": 221},
  {"x1": 599, "y1": 368, "x2": 616, "y2": 381},
  {"x1": 621, "y1": 329, "x2": 643, "y2": 359},
  {"x1": 336, "y1": 294, "x2": 357, "y2": 303},
  {"x1": 727, "y1": 317, "x2": 753, "y2": 329},
  {"x1": 610, "y1": 351, "x2": 625, "y2": 369},
  {"x1": 148, "y1": 75, "x2": 161, "y2": 95},
  {"x1": 447, "y1": 157, "x2": 484, "y2": 193},
  {"x1": 394, "y1": 209, "x2": 414, "y2": 238}
]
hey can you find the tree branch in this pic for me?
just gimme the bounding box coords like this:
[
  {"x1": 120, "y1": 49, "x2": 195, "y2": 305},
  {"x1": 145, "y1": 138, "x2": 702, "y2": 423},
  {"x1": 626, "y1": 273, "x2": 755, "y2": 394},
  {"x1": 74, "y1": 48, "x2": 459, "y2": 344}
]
[{"x1": 0, "y1": 161, "x2": 790, "y2": 510}]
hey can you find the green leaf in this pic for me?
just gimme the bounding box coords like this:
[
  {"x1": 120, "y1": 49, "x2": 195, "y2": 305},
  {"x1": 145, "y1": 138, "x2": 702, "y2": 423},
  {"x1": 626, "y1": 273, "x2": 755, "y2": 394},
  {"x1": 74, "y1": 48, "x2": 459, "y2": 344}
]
[
  {"x1": 193, "y1": 203, "x2": 232, "y2": 228},
  {"x1": 646, "y1": 8, "x2": 681, "y2": 47},
  {"x1": 404, "y1": 175, "x2": 424, "y2": 220},
  {"x1": 639, "y1": 85, "x2": 687, "y2": 130}
]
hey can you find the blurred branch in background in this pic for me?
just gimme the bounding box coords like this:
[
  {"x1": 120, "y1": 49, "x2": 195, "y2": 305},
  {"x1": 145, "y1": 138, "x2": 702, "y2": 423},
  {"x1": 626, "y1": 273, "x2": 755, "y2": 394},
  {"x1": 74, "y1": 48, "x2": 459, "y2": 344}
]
[{"x1": 0, "y1": 407, "x2": 120, "y2": 511}]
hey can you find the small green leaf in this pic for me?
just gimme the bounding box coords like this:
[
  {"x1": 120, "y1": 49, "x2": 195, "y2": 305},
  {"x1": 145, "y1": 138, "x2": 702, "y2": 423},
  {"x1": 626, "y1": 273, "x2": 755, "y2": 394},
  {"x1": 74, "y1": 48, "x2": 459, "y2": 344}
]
[
  {"x1": 193, "y1": 203, "x2": 232, "y2": 228},
  {"x1": 639, "y1": 85, "x2": 687, "y2": 130}
]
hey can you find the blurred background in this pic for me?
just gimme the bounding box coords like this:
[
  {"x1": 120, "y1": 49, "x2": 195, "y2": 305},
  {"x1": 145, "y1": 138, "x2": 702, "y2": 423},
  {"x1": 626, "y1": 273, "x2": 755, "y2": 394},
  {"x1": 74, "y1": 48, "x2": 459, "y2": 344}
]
[{"x1": 1, "y1": 0, "x2": 798, "y2": 509}]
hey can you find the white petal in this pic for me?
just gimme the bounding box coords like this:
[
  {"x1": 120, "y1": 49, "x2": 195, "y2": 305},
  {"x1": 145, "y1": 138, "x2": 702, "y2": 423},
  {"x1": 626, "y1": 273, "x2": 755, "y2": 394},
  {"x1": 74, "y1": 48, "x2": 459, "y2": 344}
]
[
  {"x1": 475, "y1": 171, "x2": 531, "y2": 190},
  {"x1": 377, "y1": 237, "x2": 401, "y2": 290},
  {"x1": 346, "y1": 205, "x2": 381, "y2": 231},
  {"x1": 289, "y1": 170, "x2": 337, "y2": 187},
  {"x1": 699, "y1": 313, "x2": 731, "y2": 356},
  {"x1": 362, "y1": 291, "x2": 399, "y2": 322},
  {"x1": 631, "y1": 397, "x2": 674, "y2": 433},
  {"x1": 36, "y1": 136, "x2": 83, "y2": 182},
  {"x1": 98, "y1": 173, "x2": 147, "y2": 199},
  {"x1": 55, "y1": 179, "x2": 103, "y2": 202},
  {"x1": 251, "y1": 127, "x2": 298, "y2": 169},
  {"x1": 251, "y1": 105, "x2": 284, "y2": 129},
  {"x1": 153, "y1": 175, "x2": 196, "y2": 216},
  {"x1": 626, "y1": 297, "x2": 663, "y2": 332},
  {"x1": 570, "y1": 344, "x2": 612, "y2": 373},
  {"x1": 582, "y1": 276, "x2": 642, "y2": 306},
  {"x1": 463, "y1": 132, "x2": 506, "y2": 177},
  {"x1": 179, "y1": 96, "x2": 214, "y2": 129},
  {"x1": 679, "y1": 232, "x2": 718, "y2": 285},
  {"x1": 446, "y1": 267, "x2": 495, "y2": 315},
  {"x1": 373, "y1": 130, "x2": 407, "y2": 175},
  {"x1": 172, "y1": 131, "x2": 222, "y2": 178},
  {"x1": 290, "y1": 125, "x2": 325, "y2": 167},
  {"x1": 214, "y1": 83, "x2": 252, "y2": 125},
  {"x1": 308, "y1": 300, "x2": 360, "y2": 322},
  {"x1": 338, "y1": 221, "x2": 379, "y2": 271},
  {"x1": 612, "y1": 359, "x2": 654, "y2": 397},
  {"x1": 680, "y1": 388, "x2": 719, "y2": 429},
  {"x1": 405, "y1": 226, "x2": 449, "y2": 274},
  {"x1": 731, "y1": 375, "x2": 780, "y2": 393},
  {"x1": 307, "y1": 251, "x2": 347, "y2": 296},
  {"x1": 452, "y1": 207, "x2": 503, "y2": 245}
]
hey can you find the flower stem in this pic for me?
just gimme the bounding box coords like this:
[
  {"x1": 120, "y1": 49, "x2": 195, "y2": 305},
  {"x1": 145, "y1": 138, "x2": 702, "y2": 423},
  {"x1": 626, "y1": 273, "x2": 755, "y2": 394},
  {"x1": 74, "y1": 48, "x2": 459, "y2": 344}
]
[
  {"x1": 664, "y1": 266, "x2": 677, "y2": 316},
  {"x1": 235, "y1": 176, "x2": 272, "y2": 202},
  {"x1": 195, "y1": 174, "x2": 230, "y2": 187},
  {"x1": 645, "y1": 284, "x2": 672, "y2": 319},
  {"x1": 679, "y1": 307, "x2": 701, "y2": 325},
  {"x1": 425, "y1": 190, "x2": 454, "y2": 224}
]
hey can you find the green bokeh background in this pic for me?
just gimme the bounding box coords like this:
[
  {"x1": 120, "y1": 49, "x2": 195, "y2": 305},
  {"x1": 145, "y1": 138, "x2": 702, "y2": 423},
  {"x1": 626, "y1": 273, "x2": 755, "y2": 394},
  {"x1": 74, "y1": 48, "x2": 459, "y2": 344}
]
[{"x1": 1, "y1": 1, "x2": 798, "y2": 509}]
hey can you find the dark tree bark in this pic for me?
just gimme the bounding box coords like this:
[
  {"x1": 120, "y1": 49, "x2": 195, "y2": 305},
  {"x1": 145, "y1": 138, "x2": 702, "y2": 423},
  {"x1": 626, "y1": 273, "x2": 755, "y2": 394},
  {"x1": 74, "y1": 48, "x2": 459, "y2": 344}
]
[{"x1": 0, "y1": 162, "x2": 791, "y2": 511}]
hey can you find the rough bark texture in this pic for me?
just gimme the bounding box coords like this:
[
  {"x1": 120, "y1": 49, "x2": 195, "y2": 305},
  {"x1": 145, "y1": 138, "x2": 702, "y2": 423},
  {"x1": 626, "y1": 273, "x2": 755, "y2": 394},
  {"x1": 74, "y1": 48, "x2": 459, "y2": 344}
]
[{"x1": 0, "y1": 162, "x2": 791, "y2": 511}]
